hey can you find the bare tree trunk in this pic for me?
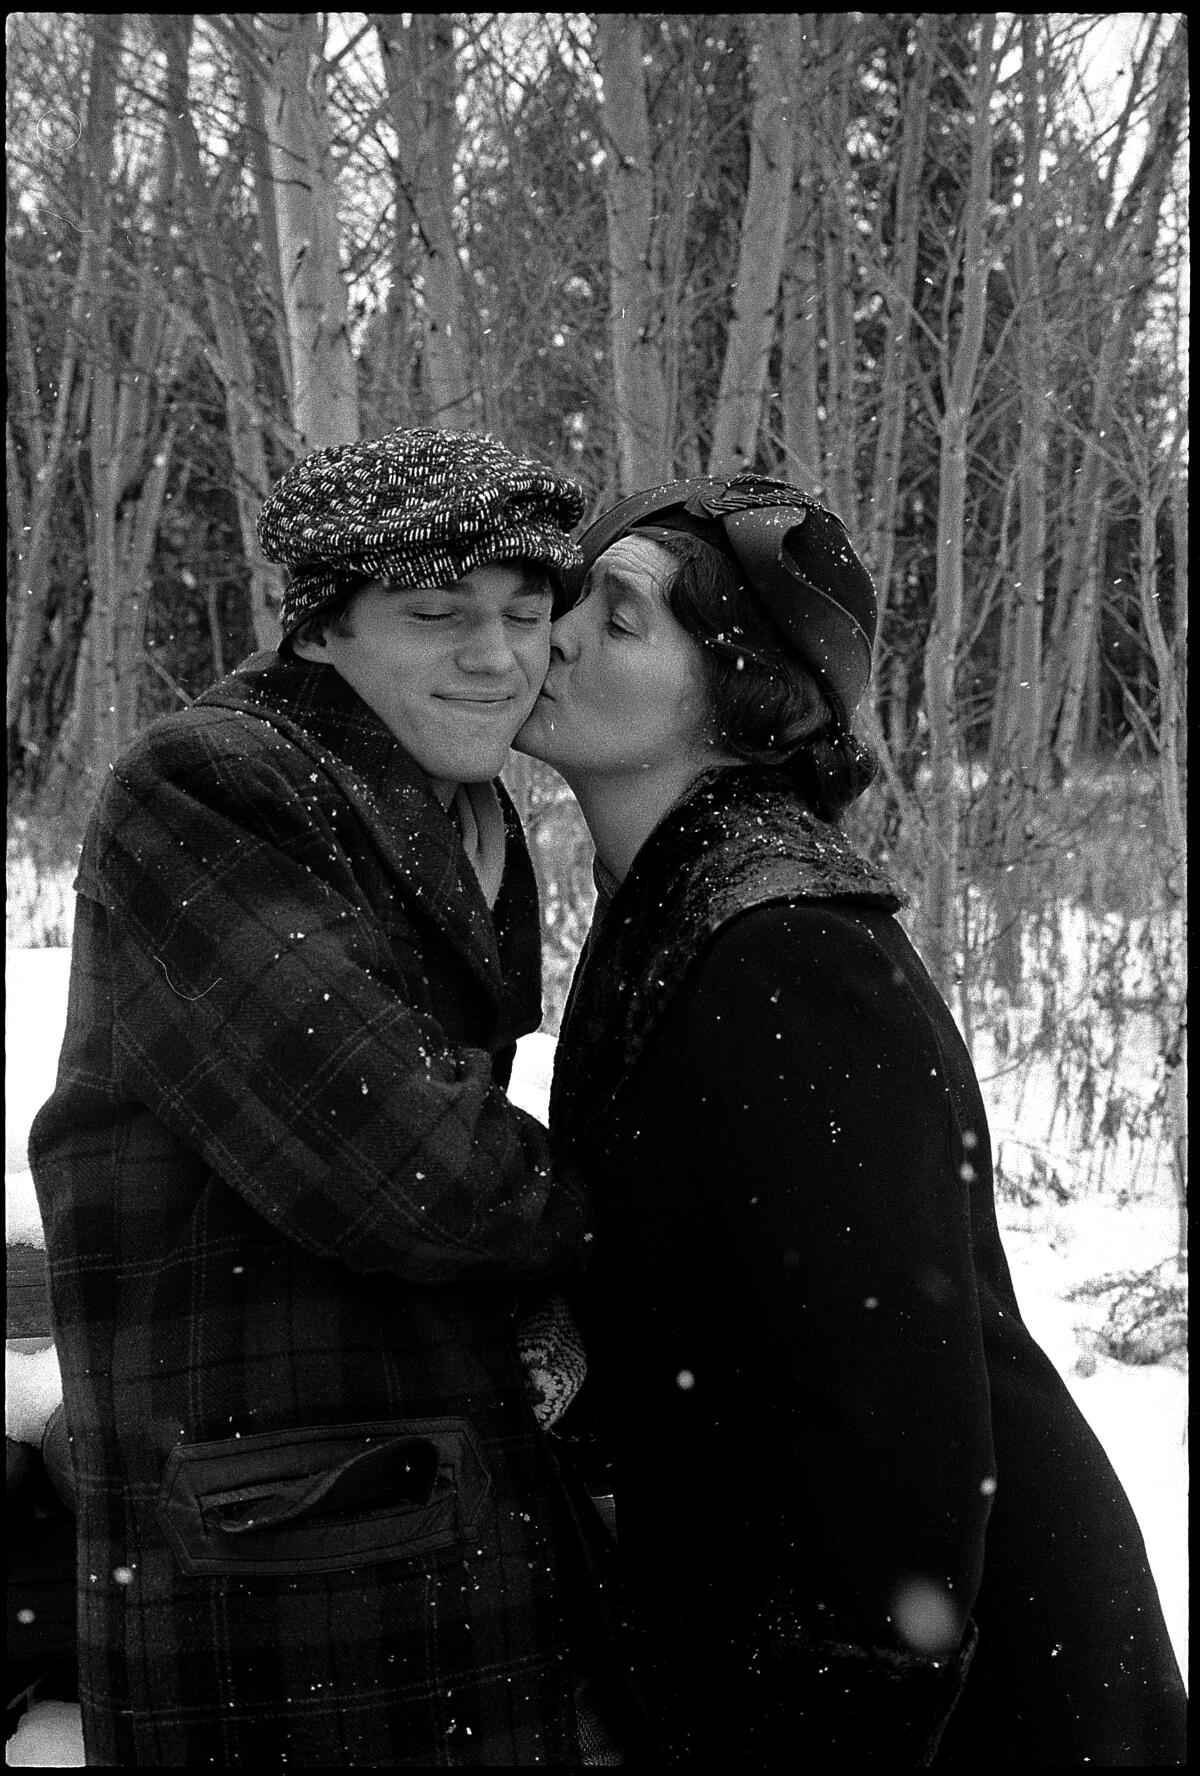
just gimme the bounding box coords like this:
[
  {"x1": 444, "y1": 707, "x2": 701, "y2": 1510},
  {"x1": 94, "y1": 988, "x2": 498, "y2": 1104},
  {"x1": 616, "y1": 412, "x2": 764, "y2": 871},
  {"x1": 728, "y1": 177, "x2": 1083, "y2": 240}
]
[
  {"x1": 60, "y1": 16, "x2": 121, "y2": 784},
  {"x1": 1166, "y1": 446, "x2": 1187, "y2": 1263},
  {"x1": 6, "y1": 16, "x2": 120, "y2": 762},
  {"x1": 254, "y1": 13, "x2": 358, "y2": 451},
  {"x1": 1122, "y1": 403, "x2": 1188, "y2": 1260},
  {"x1": 41, "y1": 16, "x2": 198, "y2": 798},
  {"x1": 818, "y1": 14, "x2": 858, "y2": 536},
  {"x1": 376, "y1": 13, "x2": 478, "y2": 431},
  {"x1": 160, "y1": 15, "x2": 282, "y2": 652},
  {"x1": 238, "y1": 56, "x2": 294, "y2": 416},
  {"x1": 6, "y1": 275, "x2": 86, "y2": 761},
  {"x1": 847, "y1": 18, "x2": 938, "y2": 846},
  {"x1": 865, "y1": 18, "x2": 937, "y2": 637},
  {"x1": 596, "y1": 12, "x2": 669, "y2": 493},
  {"x1": 920, "y1": 15, "x2": 998, "y2": 1003},
  {"x1": 1045, "y1": 24, "x2": 1187, "y2": 775},
  {"x1": 779, "y1": 40, "x2": 822, "y2": 490},
  {"x1": 708, "y1": 14, "x2": 799, "y2": 474},
  {"x1": 984, "y1": 15, "x2": 1049, "y2": 994},
  {"x1": 655, "y1": 48, "x2": 698, "y2": 472}
]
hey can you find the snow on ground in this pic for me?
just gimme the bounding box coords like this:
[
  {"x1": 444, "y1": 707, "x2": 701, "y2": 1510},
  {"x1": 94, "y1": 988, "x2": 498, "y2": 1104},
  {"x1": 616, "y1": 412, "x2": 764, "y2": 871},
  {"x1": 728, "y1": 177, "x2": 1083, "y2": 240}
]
[{"x1": 5, "y1": 948, "x2": 1187, "y2": 1762}]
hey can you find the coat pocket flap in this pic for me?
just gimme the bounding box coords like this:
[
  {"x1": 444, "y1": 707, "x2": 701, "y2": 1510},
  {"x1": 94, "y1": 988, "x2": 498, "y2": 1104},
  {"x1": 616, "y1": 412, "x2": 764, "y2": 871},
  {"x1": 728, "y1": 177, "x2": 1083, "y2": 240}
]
[
  {"x1": 204, "y1": 1434, "x2": 441, "y2": 1534},
  {"x1": 158, "y1": 1418, "x2": 491, "y2": 1576}
]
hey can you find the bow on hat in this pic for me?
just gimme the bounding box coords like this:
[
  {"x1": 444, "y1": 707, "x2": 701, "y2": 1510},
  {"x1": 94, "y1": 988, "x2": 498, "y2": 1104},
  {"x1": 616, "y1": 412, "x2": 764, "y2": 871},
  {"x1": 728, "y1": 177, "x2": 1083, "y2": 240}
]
[{"x1": 570, "y1": 474, "x2": 878, "y2": 730}]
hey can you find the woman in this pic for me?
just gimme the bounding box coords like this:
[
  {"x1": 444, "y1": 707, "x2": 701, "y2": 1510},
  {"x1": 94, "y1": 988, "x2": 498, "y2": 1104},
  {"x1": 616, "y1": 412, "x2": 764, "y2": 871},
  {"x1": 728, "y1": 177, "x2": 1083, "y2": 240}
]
[{"x1": 515, "y1": 474, "x2": 1186, "y2": 1767}]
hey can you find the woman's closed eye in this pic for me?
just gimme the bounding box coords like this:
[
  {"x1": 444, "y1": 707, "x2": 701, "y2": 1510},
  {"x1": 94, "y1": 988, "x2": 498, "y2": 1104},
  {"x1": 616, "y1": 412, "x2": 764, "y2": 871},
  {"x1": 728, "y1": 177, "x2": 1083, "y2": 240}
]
[{"x1": 606, "y1": 603, "x2": 642, "y2": 637}]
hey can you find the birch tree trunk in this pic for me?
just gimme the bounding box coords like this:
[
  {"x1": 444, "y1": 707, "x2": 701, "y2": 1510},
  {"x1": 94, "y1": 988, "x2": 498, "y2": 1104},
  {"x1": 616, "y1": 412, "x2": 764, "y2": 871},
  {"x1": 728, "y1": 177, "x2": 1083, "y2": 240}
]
[
  {"x1": 920, "y1": 15, "x2": 998, "y2": 1002},
  {"x1": 596, "y1": 12, "x2": 669, "y2": 493},
  {"x1": 376, "y1": 13, "x2": 478, "y2": 431},
  {"x1": 983, "y1": 14, "x2": 1049, "y2": 994},
  {"x1": 818, "y1": 14, "x2": 859, "y2": 537},
  {"x1": 708, "y1": 14, "x2": 799, "y2": 474},
  {"x1": 779, "y1": 34, "x2": 822, "y2": 491},
  {"x1": 254, "y1": 13, "x2": 358, "y2": 451},
  {"x1": 238, "y1": 55, "x2": 294, "y2": 421},
  {"x1": 69, "y1": 24, "x2": 190, "y2": 781},
  {"x1": 159, "y1": 15, "x2": 282, "y2": 651}
]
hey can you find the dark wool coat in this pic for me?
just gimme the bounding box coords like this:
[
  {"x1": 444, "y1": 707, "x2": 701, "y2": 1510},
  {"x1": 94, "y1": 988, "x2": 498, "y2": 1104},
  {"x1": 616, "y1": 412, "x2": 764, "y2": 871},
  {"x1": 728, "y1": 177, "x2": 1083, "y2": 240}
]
[
  {"x1": 551, "y1": 766, "x2": 1187, "y2": 1769},
  {"x1": 28, "y1": 650, "x2": 601, "y2": 1768}
]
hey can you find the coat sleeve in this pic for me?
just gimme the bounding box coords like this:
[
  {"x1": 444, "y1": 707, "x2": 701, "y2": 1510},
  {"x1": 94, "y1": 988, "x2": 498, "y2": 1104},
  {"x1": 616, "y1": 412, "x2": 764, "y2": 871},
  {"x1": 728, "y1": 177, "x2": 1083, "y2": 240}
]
[
  {"x1": 673, "y1": 903, "x2": 993, "y2": 1756},
  {"x1": 59, "y1": 724, "x2": 592, "y2": 1288}
]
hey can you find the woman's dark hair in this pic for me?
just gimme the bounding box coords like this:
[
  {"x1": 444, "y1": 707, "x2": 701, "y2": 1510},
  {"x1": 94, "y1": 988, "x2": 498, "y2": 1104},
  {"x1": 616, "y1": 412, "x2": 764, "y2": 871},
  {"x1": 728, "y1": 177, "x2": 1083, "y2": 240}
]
[{"x1": 643, "y1": 525, "x2": 878, "y2": 822}]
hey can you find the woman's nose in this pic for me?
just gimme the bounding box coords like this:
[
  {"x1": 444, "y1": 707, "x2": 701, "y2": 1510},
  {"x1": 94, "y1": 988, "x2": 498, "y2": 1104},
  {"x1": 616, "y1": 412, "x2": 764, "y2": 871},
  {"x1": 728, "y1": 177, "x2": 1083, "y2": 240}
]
[{"x1": 549, "y1": 608, "x2": 580, "y2": 660}]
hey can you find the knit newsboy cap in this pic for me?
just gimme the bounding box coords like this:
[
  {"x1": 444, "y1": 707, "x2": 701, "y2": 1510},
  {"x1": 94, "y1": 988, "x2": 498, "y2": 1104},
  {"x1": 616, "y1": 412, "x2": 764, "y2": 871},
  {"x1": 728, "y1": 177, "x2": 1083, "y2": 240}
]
[{"x1": 258, "y1": 426, "x2": 587, "y2": 636}]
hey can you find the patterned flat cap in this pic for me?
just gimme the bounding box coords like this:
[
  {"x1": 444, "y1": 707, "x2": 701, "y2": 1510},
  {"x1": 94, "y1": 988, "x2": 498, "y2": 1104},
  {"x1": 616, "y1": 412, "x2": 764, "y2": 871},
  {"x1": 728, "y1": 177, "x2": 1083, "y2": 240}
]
[{"x1": 258, "y1": 427, "x2": 586, "y2": 636}]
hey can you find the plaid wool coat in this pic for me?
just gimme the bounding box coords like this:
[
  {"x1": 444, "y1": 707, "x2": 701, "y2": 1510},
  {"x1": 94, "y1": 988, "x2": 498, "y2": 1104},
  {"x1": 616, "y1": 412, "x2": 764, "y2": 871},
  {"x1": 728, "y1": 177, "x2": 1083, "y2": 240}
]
[{"x1": 28, "y1": 650, "x2": 597, "y2": 1767}]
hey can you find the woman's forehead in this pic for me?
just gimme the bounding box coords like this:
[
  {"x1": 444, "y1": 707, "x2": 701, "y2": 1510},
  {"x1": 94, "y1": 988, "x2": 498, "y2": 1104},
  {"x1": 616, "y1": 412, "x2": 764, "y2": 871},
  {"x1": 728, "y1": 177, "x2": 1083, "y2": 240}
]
[{"x1": 592, "y1": 532, "x2": 676, "y2": 595}]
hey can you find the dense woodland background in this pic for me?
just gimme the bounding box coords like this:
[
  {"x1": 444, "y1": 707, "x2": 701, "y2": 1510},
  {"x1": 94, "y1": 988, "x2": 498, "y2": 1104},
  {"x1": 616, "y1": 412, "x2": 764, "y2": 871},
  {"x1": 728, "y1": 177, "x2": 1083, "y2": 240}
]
[{"x1": 5, "y1": 13, "x2": 1189, "y2": 1266}]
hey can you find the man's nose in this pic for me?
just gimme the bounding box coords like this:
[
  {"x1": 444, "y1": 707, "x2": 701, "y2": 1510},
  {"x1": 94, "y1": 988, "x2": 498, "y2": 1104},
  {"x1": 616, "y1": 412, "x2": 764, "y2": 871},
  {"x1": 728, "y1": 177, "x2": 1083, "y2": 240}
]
[{"x1": 458, "y1": 615, "x2": 518, "y2": 670}]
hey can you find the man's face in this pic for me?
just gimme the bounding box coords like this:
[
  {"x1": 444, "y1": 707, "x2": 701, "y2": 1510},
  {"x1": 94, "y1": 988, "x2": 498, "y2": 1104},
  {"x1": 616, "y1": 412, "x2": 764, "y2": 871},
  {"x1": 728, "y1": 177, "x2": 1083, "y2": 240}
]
[{"x1": 295, "y1": 565, "x2": 553, "y2": 798}]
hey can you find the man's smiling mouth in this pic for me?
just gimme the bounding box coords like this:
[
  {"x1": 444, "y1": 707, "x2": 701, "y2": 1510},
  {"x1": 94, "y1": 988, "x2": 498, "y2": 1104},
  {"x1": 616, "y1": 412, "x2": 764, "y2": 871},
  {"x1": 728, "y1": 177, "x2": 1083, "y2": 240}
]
[{"x1": 434, "y1": 692, "x2": 515, "y2": 703}]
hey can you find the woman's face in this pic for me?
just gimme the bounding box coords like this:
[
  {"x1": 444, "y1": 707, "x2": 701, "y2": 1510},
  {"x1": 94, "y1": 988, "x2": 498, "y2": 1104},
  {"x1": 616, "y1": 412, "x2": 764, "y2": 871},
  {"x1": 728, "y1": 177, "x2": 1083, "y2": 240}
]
[{"x1": 515, "y1": 534, "x2": 711, "y2": 786}]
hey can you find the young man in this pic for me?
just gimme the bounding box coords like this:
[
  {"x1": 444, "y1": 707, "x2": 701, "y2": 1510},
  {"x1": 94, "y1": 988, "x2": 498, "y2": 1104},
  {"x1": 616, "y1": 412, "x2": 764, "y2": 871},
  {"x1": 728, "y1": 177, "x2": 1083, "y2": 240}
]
[{"x1": 28, "y1": 428, "x2": 608, "y2": 1766}]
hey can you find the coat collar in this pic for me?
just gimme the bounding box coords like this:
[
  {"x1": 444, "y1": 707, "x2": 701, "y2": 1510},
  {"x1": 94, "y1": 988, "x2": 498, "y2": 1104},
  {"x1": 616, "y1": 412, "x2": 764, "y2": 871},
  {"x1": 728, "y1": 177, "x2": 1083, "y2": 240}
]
[
  {"x1": 197, "y1": 651, "x2": 523, "y2": 1011},
  {"x1": 551, "y1": 766, "x2": 904, "y2": 1147}
]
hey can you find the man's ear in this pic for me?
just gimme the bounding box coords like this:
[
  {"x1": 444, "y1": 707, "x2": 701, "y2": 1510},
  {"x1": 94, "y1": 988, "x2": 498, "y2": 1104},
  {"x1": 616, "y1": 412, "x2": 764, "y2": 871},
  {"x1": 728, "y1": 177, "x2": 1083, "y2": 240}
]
[{"x1": 291, "y1": 623, "x2": 329, "y2": 662}]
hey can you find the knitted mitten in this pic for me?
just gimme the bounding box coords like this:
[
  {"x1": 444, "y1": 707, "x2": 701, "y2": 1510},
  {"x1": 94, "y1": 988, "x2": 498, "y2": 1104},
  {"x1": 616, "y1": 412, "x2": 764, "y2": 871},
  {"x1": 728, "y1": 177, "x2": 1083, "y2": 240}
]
[{"x1": 516, "y1": 1292, "x2": 588, "y2": 1430}]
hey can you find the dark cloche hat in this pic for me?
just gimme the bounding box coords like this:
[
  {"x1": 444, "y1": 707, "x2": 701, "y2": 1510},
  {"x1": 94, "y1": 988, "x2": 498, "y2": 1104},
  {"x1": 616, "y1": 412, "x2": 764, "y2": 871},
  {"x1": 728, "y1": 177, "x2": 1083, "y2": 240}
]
[
  {"x1": 571, "y1": 474, "x2": 878, "y2": 729},
  {"x1": 258, "y1": 426, "x2": 586, "y2": 638}
]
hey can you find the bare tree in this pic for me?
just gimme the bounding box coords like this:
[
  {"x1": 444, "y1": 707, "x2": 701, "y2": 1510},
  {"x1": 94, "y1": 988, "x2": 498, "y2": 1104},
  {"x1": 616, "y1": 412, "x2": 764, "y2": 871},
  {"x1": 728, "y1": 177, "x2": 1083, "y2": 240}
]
[
  {"x1": 778, "y1": 19, "x2": 823, "y2": 492},
  {"x1": 376, "y1": 12, "x2": 479, "y2": 431},
  {"x1": 7, "y1": 18, "x2": 116, "y2": 761},
  {"x1": 920, "y1": 14, "x2": 1002, "y2": 999},
  {"x1": 1044, "y1": 21, "x2": 1188, "y2": 776},
  {"x1": 244, "y1": 13, "x2": 359, "y2": 451},
  {"x1": 159, "y1": 16, "x2": 283, "y2": 652},
  {"x1": 816, "y1": 12, "x2": 861, "y2": 537},
  {"x1": 596, "y1": 12, "x2": 670, "y2": 492},
  {"x1": 1112, "y1": 374, "x2": 1188, "y2": 1258},
  {"x1": 980, "y1": 13, "x2": 1050, "y2": 993},
  {"x1": 708, "y1": 14, "x2": 799, "y2": 473},
  {"x1": 863, "y1": 18, "x2": 938, "y2": 640},
  {"x1": 45, "y1": 16, "x2": 192, "y2": 784}
]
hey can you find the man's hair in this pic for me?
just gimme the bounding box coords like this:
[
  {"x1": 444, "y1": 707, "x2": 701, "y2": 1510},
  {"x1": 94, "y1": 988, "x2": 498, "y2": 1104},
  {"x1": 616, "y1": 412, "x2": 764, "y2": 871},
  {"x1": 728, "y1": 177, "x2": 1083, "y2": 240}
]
[
  {"x1": 286, "y1": 561, "x2": 560, "y2": 653},
  {"x1": 287, "y1": 588, "x2": 361, "y2": 652},
  {"x1": 648, "y1": 527, "x2": 877, "y2": 820}
]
